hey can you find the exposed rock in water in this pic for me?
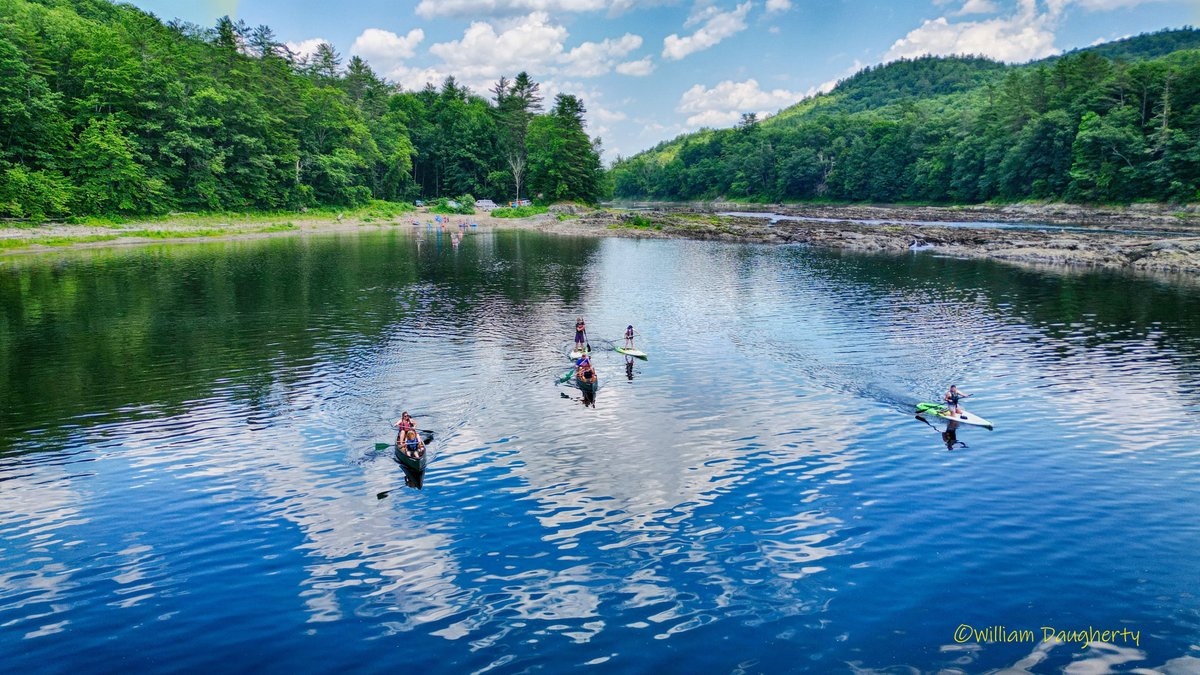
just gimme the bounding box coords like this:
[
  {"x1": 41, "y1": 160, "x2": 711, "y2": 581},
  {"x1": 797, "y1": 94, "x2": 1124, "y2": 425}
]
[{"x1": 561, "y1": 206, "x2": 1200, "y2": 274}]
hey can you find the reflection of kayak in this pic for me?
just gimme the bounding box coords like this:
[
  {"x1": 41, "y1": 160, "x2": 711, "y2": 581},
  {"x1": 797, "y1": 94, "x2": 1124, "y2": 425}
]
[
  {"x1": 916, "y1": 403, "x2": 994, "y2": 429},
  {"x1": 614, "y1": 346, "x2": 647, "y2": 359},
  {"x1": 396, "y1": 433, "x2": 434, "y2": 470}
]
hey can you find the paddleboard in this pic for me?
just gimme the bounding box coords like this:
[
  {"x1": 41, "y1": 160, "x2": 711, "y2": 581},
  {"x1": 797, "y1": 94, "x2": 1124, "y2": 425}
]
[
  {"x1": 916, "y1": 403, "x2": 994, "y2": 429},
  {"x1": 569, "y1": 347, "x2": 590, "y2": 359},
  {"x1": 614, "y1": 346, "x2": 647, "y2": 359}
]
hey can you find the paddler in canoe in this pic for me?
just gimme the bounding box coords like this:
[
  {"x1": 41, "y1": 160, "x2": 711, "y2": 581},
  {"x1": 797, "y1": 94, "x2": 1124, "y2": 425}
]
[
  {"x1": 397, "y1": 428, "x2": 425, "y2": 460},
  {"x1": 392, "y1": 411, "x2": 415, "y2": 435}
]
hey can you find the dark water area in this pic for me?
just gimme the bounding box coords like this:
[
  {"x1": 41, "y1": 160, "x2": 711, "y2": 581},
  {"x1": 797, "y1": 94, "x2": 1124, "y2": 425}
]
[{"x1": 2, "y1": 230, "x2": 1199, "y2": 673}]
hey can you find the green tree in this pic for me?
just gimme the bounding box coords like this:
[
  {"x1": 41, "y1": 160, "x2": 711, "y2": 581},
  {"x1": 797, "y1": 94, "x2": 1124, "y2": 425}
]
[
  {"x1": 526, "y1": 94, "x2": 603, "y2": 203},
  {"x1": 493, "y1": 71, "x2": 543, "y2": 203},
  {"x1": 71, "y1": 117, "x2": 169, "y2": 214}
]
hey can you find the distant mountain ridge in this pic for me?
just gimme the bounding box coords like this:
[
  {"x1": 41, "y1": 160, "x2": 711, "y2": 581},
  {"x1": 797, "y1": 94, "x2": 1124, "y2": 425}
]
[
  {"x1": 769, "y1": 27, "x2": 1200, "y2": 125},
  {"x1": 612, "y1": 27, "x2": 1200, "y2": 205}
]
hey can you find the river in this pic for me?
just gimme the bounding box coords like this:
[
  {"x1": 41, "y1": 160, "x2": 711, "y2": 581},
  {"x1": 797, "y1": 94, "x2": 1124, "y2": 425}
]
[{"x1": 2, "y1": 229, "x2": 1198, "y2": 673}]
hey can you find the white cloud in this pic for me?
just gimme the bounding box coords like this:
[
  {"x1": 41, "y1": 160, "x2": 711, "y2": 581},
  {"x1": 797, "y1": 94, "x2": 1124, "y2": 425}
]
[
  {"x1": 766, "y1": 0, "x2": 792, "y2": 12},
  {"x1": 885, "y1": 2, "x2": 1058, "y2": 62},
  {"x1": 593, "y1": 106, "x2": 627, "y2": 122},
  {"x1": 1090, "y1": 32, "x2": 1133, "y2": 45},
  {"x1": 414, "y1": 0, "x2": 656, "y2": 18},
  {"x1": 818, "y1": 59, "x2": 866, "y2": 93},
  {"x1": 285, "y1": 38, "x2": 330, "y2": 61},
  {"x1": 677, "y1": 78, "x2": 803, "y2": 127},
  {"x1": 615, "y1": 57, "x2": 655, "y2": 76},
  {"x1": 350, "y1": 28, "x2": 425, "y2": 73},
  {"x1": 430, "y1": 12, "x2": 568, "y2": 80},
  {"x1": 413, "y1": 12, "x2": 642, "y2": 87},
  {"x1": 954, "y1": 0, "x2": 998, "y2": 15},
  {"x1": 386, "y1": 64, "x2": 455, "y2": 90},
  {"x1": 685, "y1": 109, "x2": 746, "y2": 127},
  {"x1": 886, "y1": 0, "x2": 1157, "y2": 64},
  {"x1": 563, "y1": 33, "x2": 643, "y2": 76},
  {"x1": 662, "y1": 1, "x2": 753, "y2": 61}
]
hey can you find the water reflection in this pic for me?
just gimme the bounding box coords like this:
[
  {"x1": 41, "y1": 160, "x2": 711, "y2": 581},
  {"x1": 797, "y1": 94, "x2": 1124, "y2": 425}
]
[{"x1": 1, "y1": 231, "x2": 1199, "y2": 672}]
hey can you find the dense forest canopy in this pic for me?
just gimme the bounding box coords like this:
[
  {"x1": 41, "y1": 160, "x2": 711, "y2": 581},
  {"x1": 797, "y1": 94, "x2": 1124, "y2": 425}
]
[
  {"x1": 611, "y1": 28, "x2": 1200, "y2": 205},
  {"x1": 0, "y1": 0, "x2": 606, "y2": 220}
]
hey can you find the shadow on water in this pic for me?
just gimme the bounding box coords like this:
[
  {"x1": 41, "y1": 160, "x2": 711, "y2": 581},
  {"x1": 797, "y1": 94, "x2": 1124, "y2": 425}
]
[{"x1": 0, "y1": 230, "x2": 603, "y2": 454}]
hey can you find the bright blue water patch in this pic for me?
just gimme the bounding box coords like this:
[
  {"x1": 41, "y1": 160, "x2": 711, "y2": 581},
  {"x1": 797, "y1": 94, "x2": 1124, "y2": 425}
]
[{"x1": 1, "y1": 231, "x2": 1198, "y2": 673}]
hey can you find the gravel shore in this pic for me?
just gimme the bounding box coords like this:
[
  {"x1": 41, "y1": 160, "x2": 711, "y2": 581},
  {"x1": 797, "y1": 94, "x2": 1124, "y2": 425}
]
[
  {"x1": 5, "y1": 202, "x2": 1200, "y2": 275},
  {"x1": 526, "y1": 203, "x2": 1200, "y2": 275}
]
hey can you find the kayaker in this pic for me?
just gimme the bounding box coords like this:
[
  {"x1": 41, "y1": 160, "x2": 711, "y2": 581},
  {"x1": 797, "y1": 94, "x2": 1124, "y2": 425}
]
[
  {"x1": 623, "y1": 324, "x2": 638, "y2": 348},
  {"x1": 574, "y1": 317, "x2": 587, "y2": 352},
  {"x1": 944, "y1": 385, "x2": 970, "y2": 416},
  {"x1": 577, "y1": 363, "x2": 596, "y2": 384},
  {"x1": 399, "y1": 428, "x2": 425, "y2": 459},
  {"x1": 575, "y1": 352, "x2": 596, "y2": 381}
]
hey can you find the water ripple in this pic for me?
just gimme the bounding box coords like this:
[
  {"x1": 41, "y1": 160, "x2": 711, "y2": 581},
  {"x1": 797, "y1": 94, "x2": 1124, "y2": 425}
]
[{"x1": 1, "y1": 232, "x2": 1198, "y2": 672}]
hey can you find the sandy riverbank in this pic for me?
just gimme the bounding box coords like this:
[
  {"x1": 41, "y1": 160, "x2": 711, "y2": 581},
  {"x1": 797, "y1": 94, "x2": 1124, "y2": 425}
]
[
  {"x1": 5, "y1": 203, "x2": 1200, "y2": 275},
  {"x1": 0, "y1": 207, "x2": 541, "y2": 256}
]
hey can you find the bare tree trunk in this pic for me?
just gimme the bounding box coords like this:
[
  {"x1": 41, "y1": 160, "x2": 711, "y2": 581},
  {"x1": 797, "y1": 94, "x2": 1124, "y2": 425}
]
[{"x1": 507, "y1": 152, "x2": 526, "y2": 203}]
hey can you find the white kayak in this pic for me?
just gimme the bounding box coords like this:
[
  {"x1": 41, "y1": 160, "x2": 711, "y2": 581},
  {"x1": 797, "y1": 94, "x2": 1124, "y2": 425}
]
[{"x1": 916, "y1": 403, "x2": 994, "y2": 429}]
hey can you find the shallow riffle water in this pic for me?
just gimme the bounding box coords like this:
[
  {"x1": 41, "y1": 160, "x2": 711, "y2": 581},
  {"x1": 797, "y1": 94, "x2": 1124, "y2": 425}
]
[{"x1": 2, "y1": 229, "x2": 1199, "y2": 673}]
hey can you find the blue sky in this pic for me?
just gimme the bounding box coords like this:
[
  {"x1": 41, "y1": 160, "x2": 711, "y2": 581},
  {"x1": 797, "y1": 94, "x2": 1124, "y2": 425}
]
[{"x1": 126, "y1": 0, "x2": 1200, "y2": 161}]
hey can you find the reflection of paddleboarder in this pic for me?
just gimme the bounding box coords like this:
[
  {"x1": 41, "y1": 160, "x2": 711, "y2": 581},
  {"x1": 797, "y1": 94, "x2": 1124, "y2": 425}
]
[
  {"x1": 916, "y1": 411, "x2": 967, "y2": 451},
  {"x1": 626, "y1": 356, "x2": 634, "y2": 381},
  {"x1": 941, "y1": 420, "x2": 967, "y2": 451}
]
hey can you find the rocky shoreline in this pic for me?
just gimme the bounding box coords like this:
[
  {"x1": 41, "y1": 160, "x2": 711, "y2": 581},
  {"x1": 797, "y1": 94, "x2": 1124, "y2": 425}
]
[
  {"x1": 537, "y1": 203, "x2": 1200, "y2": 275},
  {"x1": 4, "y1": 202, "x2": 1200, "y2": 275},
  {"x1": 620, "y1": 200, "x2": 1200, "y2": 228}
]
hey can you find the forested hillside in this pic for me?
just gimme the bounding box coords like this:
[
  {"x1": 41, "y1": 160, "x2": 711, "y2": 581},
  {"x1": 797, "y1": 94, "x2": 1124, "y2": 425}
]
[
  {"x1": 0, "y1": 0, "x2": 605, "y2": 220},
  {"x1": 611, "y1": 29, "x2": 1200, "y2": 204}
]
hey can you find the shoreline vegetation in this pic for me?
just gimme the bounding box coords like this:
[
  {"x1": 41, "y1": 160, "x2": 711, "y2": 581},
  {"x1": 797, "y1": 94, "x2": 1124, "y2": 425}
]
[
  {"x1": 5, "y1": 200, "x2": 1200, "y2": 275},
  {"x1": 1, "y1": 1, "x2": 1196, "y2": 273},
  {"x1": 1, "y1": 0, "x2": 603, "y2": 224}
]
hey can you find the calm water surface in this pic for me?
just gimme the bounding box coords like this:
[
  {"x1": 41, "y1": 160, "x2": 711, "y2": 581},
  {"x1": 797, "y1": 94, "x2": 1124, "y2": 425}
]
[{"x1": 2, "y1": 230, "x2": 1199, "y2": 673}]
